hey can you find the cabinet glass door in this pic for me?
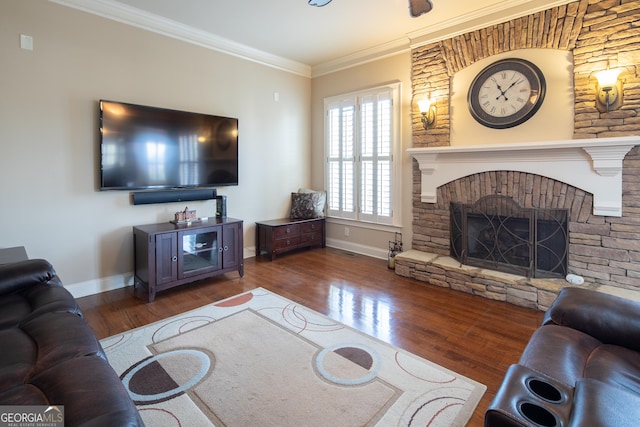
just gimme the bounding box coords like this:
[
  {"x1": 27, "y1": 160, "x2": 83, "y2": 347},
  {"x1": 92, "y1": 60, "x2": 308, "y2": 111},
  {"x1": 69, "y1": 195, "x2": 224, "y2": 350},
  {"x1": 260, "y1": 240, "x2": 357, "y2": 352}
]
[{"x1": 178, "y1": 226, "x2": 220, "y2": 277}]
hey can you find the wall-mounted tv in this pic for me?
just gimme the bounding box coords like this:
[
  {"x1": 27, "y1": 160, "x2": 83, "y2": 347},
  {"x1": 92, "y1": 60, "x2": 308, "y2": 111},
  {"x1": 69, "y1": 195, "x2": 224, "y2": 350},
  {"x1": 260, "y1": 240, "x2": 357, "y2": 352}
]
[{"x1": 99, "y1": 100, "x2": 238, "y2": 190}]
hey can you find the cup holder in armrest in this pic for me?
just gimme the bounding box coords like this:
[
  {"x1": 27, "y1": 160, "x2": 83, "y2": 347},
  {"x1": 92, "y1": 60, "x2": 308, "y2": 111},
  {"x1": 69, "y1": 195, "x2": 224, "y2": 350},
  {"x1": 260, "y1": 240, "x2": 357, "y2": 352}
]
[
  {"x1": 526, "y1": 377, "x2": 566, "y2": 403},
  {"x1": 518, "y1": 402, "x2": 560, "y2": 427},
  {"x1": 486, "y1": 365, "x2": 574, "y2": 427}
]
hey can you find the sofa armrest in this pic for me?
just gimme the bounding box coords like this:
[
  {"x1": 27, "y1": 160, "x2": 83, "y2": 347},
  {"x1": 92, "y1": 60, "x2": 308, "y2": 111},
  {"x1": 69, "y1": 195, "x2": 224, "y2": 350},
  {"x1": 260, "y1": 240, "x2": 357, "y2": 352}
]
[
  {"x1": 543, "y1": 287, "x2": 640, "y2": 352},
  {"x1": 569, "y1": 379, "x2": 640, "y2": 427},
  {"x1": 0, "y1": 259, "x2": 59, "y2": 296}
]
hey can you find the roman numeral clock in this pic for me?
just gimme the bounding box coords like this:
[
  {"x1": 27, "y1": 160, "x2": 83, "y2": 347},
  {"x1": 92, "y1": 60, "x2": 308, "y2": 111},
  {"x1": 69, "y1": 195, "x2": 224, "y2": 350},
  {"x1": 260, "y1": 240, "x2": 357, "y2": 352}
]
[{"x1": 468, "y1": 58, "x2": 546, "y2": 129}]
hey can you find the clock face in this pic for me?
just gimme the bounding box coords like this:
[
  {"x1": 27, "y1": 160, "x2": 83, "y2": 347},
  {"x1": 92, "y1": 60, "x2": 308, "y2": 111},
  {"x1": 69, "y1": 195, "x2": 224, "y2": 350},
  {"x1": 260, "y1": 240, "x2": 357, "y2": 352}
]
[{"x1": 468, "y1": 58, "x2": 546, "y2": 129}]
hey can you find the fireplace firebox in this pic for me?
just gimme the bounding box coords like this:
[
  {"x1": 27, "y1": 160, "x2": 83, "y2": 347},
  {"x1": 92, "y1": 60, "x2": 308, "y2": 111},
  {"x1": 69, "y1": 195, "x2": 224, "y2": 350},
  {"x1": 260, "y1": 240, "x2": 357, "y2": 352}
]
[{"x1": 450, "y1": 195, "x2": 568, "y2": 278}]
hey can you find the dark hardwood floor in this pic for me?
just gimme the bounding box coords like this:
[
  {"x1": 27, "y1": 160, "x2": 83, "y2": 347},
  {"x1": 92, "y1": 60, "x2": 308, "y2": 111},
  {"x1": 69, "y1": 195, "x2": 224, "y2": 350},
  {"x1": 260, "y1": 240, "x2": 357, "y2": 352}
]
[{"x1": 77, "y1": 247, "x2": 544, "y2": 426}]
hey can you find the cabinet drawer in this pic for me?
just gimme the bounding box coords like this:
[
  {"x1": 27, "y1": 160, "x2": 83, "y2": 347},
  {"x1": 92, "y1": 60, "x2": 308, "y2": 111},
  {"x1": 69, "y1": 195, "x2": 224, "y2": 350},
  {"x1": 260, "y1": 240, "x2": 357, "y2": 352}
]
[
  {"x1": 300, "y1": 232, "x2": 322, "y2": 244},
  {"x1": 273, "y1": 224, "x2": 301, "y2": 239},
  {"x1": 301, "y1": 221, "x2": 323, "y2": 233},
  {"x1": 273, "y1": 236, "x2": 301, "y2": 250}
]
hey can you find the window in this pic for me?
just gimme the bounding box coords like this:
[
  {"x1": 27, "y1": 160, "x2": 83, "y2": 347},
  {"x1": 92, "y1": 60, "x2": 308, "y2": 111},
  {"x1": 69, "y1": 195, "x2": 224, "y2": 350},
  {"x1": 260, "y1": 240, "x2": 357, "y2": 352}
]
[{"x1": 325, "y1": 83, "x2": 400, "y2": 225}]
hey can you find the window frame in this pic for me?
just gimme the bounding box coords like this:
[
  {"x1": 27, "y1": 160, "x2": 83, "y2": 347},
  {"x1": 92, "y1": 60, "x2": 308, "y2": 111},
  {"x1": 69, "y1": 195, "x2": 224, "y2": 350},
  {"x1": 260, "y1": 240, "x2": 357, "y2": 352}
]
[{"x1": 324, "y1": 82, "x2": 402, "y2": 226}]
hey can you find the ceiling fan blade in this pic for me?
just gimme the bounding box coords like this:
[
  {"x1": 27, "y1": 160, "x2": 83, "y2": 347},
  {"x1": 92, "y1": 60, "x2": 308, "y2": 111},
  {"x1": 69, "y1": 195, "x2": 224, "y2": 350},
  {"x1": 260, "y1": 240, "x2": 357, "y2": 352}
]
[
  {"x1": 409, "y1": 0, "x2": 433, "y2": 18},
  {"x1": 308, "y1": 0, "x2": 333, "y2": 6}
]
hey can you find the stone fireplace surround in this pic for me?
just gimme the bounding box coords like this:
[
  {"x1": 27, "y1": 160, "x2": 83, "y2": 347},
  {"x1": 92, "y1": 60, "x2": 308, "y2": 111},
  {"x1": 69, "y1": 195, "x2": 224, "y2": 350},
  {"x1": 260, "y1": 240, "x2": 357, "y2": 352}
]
[{"x1": 396, "y1": 136, "x2": 640, "y2": 310}]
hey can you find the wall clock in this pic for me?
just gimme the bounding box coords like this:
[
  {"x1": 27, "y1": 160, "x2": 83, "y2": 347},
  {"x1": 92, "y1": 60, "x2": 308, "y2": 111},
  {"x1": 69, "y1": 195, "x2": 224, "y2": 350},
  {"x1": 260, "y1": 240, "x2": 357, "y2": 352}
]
[{"x1": 468, "y1": 58, "x2": 546, "y2": 129}]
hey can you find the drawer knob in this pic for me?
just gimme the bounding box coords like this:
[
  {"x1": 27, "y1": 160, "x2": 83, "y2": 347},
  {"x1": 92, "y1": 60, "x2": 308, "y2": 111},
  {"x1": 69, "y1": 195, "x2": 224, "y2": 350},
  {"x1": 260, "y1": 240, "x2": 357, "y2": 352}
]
[
  {"x1": 286, "y1": 239, "x2": 291, "y2": 245},
  {"x1": 286, "y1": 228, "x2": 291, "y2": 233}
]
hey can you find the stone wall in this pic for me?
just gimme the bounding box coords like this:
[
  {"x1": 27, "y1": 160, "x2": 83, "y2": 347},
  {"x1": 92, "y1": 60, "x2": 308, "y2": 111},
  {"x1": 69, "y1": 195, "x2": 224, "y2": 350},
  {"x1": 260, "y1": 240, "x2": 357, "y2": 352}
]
[
  {"x1": 574, "y1": 0, "x2": 640, "y2": 137},
  {"x1": 411, "y1": 0, "x2": 589, "y2": 147},
  {"x1": 409, "y1": 0, "x2": 640, "y2": 295},
  {"x1": 411, "y1": 0, "x2": 640, "y2": 143}
]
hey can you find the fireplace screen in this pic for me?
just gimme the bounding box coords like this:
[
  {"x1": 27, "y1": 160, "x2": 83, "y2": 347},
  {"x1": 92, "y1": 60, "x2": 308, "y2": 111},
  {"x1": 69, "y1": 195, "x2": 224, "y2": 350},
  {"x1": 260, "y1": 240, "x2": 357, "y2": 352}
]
[{"x1": 450, "y1": 195, "x2": 568, "y2": 278}]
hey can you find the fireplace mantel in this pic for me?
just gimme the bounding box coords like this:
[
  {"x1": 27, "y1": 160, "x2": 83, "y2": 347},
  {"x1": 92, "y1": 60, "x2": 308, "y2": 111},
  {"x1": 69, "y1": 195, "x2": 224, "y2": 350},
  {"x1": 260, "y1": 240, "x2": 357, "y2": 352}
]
[{"x1": 408, "y1": 136, "x2": 640, "y2": 217}]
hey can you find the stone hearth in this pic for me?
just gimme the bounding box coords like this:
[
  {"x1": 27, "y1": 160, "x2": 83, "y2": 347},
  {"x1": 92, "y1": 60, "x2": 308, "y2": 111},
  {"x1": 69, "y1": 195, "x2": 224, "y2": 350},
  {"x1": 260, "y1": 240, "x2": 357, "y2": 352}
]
[
  {"x1": 394, "y1": 250, "x2": 565, "y2": 311},
  {"x1": 395, "y1": 250, "x2": 640, "y2": 310}
]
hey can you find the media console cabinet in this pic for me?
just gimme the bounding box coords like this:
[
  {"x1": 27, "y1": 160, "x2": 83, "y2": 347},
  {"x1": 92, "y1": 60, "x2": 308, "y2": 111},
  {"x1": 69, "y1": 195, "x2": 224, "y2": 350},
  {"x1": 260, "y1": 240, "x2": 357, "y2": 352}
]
[
  {"x1": 133, "y1": 217, "x2": 243, "y2": 301},
  {"x1": 255, "y1": 217, "x2": 325, "y2": 260}
]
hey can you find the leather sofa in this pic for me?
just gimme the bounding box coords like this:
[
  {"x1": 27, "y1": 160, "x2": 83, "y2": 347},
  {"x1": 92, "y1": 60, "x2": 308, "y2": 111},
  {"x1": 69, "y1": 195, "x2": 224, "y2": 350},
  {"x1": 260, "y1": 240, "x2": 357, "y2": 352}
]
[
  {"x1": 486, "y1": 287, "x2": 640, "y2": 427},
  {"x1": 0, "y1": 259, "x2": 143, "y2": 426}
]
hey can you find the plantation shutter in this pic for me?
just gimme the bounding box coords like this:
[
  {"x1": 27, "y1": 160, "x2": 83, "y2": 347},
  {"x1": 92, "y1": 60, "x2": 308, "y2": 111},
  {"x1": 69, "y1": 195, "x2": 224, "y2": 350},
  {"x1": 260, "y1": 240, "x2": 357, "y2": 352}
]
[
  {"x1": 359, "y1": 91, "x2": 392, "y2": 223},
  {"x1": 327, "y1": 99, "x2": 356, "y2": 219},
  {"x1": 325, "y1": 83, "x2": 398, "y2": 225}
]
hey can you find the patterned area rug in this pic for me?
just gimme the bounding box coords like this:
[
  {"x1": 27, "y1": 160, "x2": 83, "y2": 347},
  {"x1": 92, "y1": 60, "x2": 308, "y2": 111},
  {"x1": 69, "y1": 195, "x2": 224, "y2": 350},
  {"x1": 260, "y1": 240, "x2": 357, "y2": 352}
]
[{"x1": 101, "y1": 288, "x2": 486, "y2": 426}]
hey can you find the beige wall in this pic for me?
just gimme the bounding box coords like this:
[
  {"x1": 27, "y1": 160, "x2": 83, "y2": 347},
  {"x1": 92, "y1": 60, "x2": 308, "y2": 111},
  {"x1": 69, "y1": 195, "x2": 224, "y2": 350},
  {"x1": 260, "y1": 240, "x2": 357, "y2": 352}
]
[
  {"x1": 0, "y1": 1, "x2": 311, "y2": 289},
  {"x1": 311, "y1": 53, "x2": 414, "y2": 258}
]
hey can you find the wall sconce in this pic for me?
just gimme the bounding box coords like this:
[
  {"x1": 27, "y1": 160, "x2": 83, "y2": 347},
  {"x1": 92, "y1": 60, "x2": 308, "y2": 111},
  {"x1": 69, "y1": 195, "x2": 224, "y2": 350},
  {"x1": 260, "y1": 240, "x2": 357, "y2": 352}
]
[
  {"x1": 594, "y1": 68, "x2": 623, "y2": 113},
  {"x1": 417, "y1": 98, "x2": 437, "y2": 129}
]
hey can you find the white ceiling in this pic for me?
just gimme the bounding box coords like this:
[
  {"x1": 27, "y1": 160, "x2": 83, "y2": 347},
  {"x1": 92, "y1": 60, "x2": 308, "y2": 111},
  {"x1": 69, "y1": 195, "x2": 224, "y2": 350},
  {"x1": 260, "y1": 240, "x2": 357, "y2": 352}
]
[{"x1": 53, "y1": 0, "x2": 574, "y2": 77}]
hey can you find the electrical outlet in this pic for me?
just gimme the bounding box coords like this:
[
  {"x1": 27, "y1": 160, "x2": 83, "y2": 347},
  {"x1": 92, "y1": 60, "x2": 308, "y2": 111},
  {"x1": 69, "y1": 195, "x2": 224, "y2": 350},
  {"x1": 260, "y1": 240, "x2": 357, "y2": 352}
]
[{"x1": 344, "y1": 227, "x2": 349, "y2": 237}]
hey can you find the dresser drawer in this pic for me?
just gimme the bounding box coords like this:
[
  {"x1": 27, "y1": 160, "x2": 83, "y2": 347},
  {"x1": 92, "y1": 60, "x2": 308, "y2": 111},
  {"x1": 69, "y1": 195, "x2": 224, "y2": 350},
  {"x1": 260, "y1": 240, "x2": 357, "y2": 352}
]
[
  {"x1": 273, "y1": 224, "x2": 301, "y2": 239},
  {"x1": 273, "y1": 236, "x2": 301, "y2": 250},
  {"x1": 301, "y1": 221, "x2": 323, "y2": 233},
  {"x1": 300, "y1": 232, "x2": 322, "y2": 244}
]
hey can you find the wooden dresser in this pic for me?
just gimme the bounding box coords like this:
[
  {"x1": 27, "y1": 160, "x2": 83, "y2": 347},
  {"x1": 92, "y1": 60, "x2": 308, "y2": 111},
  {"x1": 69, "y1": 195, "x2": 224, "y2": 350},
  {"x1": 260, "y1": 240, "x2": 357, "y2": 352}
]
[{"x1": 255, "y1": 217, "x2": 325, "y2": 260}]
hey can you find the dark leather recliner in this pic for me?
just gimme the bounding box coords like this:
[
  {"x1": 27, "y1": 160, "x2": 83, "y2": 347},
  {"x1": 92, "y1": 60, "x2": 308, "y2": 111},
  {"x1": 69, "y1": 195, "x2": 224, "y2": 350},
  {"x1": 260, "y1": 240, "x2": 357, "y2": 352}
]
[
  {"x1": 485, "y1": 287, "x2": 640, "y2": 427},
  {"x1": 0, "y1": 259, "x2": 143, "y2": 426}
]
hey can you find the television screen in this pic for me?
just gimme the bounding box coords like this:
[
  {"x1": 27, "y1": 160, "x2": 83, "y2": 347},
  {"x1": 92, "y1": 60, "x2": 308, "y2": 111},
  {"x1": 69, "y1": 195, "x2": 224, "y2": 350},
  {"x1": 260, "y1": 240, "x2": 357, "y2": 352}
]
[{"x1": 99, "y1": 100, "x2": 238, "y2": 190}]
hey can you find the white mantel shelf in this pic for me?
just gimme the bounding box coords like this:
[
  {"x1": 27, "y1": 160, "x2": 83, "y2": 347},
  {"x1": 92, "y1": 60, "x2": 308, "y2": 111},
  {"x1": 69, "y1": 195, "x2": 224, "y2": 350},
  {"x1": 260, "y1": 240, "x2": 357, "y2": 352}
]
[{"x1": 408, "y1": 136, "x2": 640, "y2": 217}]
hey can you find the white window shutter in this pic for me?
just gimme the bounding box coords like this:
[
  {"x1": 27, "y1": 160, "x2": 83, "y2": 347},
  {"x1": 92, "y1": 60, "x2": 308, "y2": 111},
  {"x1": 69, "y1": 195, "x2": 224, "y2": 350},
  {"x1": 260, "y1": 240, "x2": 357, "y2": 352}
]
[{"x1": 325, "y1": 84, "x2": 398, "y2": 225}]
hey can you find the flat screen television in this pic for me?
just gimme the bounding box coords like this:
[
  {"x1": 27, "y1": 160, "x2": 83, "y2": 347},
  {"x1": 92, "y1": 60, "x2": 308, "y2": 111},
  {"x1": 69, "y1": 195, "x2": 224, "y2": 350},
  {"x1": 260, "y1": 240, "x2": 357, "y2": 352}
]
[{"x1": 99, "y1": 100, "x2": 238, "y2": 190}]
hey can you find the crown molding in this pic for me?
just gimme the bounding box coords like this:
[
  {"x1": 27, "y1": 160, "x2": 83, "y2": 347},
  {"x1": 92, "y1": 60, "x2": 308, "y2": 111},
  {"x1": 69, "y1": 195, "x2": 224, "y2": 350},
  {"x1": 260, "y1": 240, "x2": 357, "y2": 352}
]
[
  {"x1": 311, "y1": 37, "x2": 411, "y2": 78},
  {"x1": 48, "y1": 0, "x2": 312, "y2": 77}
]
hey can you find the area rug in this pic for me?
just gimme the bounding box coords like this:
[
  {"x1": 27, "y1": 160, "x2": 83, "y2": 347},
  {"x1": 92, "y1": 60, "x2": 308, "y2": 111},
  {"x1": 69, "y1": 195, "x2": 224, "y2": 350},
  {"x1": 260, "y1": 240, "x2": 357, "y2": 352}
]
[{"x1": 101, "y1": 288, "x2": 486, "y2": 426}]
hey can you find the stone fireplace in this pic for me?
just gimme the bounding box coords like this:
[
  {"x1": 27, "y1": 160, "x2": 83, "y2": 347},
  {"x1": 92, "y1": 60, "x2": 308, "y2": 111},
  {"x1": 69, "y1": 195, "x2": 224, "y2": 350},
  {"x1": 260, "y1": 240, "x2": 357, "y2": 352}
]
[
  {"x1": 395, "y1": 137, "x2": 640, "y2": 310},
  {"x1": 398, "y1": 1, "x2": 640, "y2": 309}
]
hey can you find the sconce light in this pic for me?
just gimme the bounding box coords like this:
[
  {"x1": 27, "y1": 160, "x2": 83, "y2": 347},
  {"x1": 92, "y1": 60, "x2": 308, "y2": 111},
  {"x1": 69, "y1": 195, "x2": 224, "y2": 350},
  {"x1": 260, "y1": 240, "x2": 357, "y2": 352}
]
[
  {"x1": 417, "y1": 98, "x2": 437, "y2": 129},
  {"x1": 594, "y1": 68, "x2": 623, "y2": 113}
]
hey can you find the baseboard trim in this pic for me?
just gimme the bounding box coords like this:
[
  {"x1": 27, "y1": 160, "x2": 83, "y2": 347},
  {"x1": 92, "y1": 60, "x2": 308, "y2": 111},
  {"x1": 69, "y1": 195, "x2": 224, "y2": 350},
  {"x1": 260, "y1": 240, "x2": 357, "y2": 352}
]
[
  {"x1": 67, "y1": 249, "x2": 255, "y2": 298},
  {"x1": 67, "y1": 245, "x2": 382, "y2": 298},
  {"x1": 326, "y1": 238, "x2": 388, "y2": 260},
  {"x1": 66, "y1": 272, "x2": 134, "y2": 299}
]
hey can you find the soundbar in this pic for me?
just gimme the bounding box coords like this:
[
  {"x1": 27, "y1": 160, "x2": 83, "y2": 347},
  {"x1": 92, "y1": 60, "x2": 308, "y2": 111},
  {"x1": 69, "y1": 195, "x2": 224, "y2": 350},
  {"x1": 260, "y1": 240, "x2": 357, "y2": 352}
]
[{"x1": 131, "y1": 189, "x2": 217, "y2": 205}]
